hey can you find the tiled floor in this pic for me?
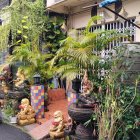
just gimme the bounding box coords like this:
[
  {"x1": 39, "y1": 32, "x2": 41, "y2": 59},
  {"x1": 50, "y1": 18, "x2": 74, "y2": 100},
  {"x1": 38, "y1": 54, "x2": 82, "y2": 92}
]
[
  {"x1": 26, "y1": 99, "x2": 68, "y2": 140},
  {"x1": 45, "y1": 99, "x2": 68, "y2": 120}
]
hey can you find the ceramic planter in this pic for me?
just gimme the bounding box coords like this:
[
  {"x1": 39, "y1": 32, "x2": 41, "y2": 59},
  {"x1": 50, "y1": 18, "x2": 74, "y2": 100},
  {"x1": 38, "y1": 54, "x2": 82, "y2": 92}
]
[{"x1": 9, "y1": 116, "x2": 17, "y2": 124}]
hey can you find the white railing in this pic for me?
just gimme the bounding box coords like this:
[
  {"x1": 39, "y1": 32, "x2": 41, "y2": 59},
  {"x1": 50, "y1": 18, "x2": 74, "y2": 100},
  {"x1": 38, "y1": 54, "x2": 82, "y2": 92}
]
[
  {"x1": 78, "y1": 17, "x2": 136, "y2": 57},
  {"x1": 77, "y1": 17, "x2": 136, "y2": 79}
]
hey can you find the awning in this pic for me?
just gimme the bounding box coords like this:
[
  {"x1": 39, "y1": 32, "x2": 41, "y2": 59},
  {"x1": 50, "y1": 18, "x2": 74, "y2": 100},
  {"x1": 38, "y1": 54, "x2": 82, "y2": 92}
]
[{"x1": 99, "y1": 0, "x2": 118, "y2": 7}]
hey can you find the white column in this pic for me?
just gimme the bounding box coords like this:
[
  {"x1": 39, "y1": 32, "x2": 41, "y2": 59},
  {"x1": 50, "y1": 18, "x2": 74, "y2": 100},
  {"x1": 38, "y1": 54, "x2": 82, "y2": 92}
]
[{"x1": 135, "y1": 16, "x2": 140, "y2": 42}]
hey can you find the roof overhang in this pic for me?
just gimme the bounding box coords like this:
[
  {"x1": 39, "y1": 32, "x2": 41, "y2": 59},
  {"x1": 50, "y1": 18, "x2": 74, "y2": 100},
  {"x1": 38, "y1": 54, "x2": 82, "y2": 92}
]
[{"x1": 47, "y1": 0, "x2": 94, "y2": 14}]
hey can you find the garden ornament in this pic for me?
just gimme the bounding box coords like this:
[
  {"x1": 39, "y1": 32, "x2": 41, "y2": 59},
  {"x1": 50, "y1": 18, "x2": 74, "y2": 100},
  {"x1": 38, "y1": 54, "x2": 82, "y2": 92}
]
[
  {"x1": 14, "y1": 68, "x2": 25, "y2": 87},
  {"x1": 1, "y1": 81, "x2": 9, "y2": 93},
  {"x1": 17, "y1": 98, "x2": 35, "y2": 126},
  {"x1": 49, "y1": 111, "x2": 65, "y2": 139},
  {"x1": 64, "y1": 116, "x2": 76, "y2": 136},
  {"x1": 78, "y1": 70, "x2": 96, "y2": 108},
  {"x1": 0, "y1": 64, "x2": 12, "y2": 93}
]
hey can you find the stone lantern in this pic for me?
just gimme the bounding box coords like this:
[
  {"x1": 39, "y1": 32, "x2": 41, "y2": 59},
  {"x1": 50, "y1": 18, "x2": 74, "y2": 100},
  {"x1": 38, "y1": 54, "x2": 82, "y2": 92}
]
[{"x1": 33, "y1": 73, "x2": 41, "y2": 85}]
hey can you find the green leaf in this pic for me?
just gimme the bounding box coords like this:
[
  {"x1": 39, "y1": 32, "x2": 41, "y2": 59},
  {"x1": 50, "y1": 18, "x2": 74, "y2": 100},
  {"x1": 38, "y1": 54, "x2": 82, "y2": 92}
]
[
  {"x1": 23, "y1": 35, "x2": 28, "y2": 39},
  {"x1": 54, "y1": 30, "x2": 60, "y2": 34},
  {"x1": 23, "y1": 26, "x2": 29, "y2": 30},
  {"x1": 23, "y1": 16, "x2": 28, "y2": 19},
  {"x1": 17, "y1": 30, "x2": 22, "y2": 34},
  {"x1": 48, "y1": 35, "x2": 55, "y2": 39},
  {"x1": 21, "y1": 20, "x2": 26, "y2": 23}
]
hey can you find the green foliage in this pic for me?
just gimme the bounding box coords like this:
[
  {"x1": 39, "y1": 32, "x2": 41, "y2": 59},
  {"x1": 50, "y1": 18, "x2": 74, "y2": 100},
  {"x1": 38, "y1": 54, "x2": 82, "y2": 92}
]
[
  {"x1": 7, "y1": 17, "x2": 53, "y2": 82},
  {"x1": 0, "y1": 0, "x2": 66, "y2": 82},
  {"x1": 51, "y1": 17, "x2": 126, "y2": 80},
  {"x1": 51, "y1": 16, "x2": 139, "y2": 140},
  {"x1": 0, "y1": 24, "x2": 10, "y2": 51},
  {"x1": 42, "y1": 17, "x2": 66, "y2": 53},
  {"x1": 3, "y1": 99, "x2": 16, "y2": 117},
  {"x1": 115, "y1": 86, "x2": 140, "y2": 140}
]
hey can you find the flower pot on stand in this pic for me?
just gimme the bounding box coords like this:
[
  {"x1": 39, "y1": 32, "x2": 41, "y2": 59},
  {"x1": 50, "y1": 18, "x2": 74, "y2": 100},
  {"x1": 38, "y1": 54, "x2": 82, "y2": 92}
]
[{"x1": 10, "y1": 116, "x2": 17, "y2": 124}]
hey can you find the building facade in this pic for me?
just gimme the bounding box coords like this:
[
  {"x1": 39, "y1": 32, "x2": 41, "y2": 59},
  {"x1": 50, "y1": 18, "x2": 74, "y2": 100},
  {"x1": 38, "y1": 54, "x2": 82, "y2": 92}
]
[
  {"x1": 47, "y1": 0, "x2": 140, "y2": 42},
  {"x1": 47, "y1": 0, "x2": 140, "y2": 88}
]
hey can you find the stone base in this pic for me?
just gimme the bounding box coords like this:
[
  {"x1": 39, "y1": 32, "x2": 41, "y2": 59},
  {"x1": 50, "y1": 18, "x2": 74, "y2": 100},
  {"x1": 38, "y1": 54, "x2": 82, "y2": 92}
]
[
  {"x1": 49, "y1": 131, "x2": 64, "y2": 139},
  {"x1": 18, "y1": 118, "x2": 35, "y2": 126}
]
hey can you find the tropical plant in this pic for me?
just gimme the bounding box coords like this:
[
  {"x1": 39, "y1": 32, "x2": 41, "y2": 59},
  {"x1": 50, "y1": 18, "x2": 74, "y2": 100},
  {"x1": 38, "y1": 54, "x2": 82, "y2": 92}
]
[
  {"x1": 0, "y1": 24, "x2": 10, "y2": 52},
  {"x1": 51, "y1": 16, "x2": 127, "y2": 80},
  {"x1": 3, "y1": 99, "x2": 17, "y2": 117},
  {"x1": 51, "y1": 16, "x2": 140, "y2": 140},
  {"x1": 0, "y1": 0, "x2": 66, "y2": 83},
  {"x1": 6, "y1": 16, "x2": 53, "y2": 83},
  {"x1": 42, "y1": 16, "x2": 66, "y2": 54}
]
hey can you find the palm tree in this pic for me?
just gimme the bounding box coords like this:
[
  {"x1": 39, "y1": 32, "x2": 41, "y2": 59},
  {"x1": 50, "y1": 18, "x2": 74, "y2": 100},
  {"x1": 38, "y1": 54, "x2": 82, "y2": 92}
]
[{"x1": 51, "y1": 16, "x2": 127, "y2": 80}]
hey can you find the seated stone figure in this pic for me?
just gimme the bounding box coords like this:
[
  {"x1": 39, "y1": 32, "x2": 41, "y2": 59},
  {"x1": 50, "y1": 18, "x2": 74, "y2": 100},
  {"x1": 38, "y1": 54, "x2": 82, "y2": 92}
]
[
  {"x1": 0, "y1": 64, "x2": 12, "y2": 93},
  {"x1": 14, "y1": 68, "x2": 25, "y2": 88},
  {"x1": 17, "y1": 98, "x2": 35, "y2": 126},
  {"x1": 49, "y1": 111, "x2": 65, "y2": 139},
  {"x1": 78, "y1": 71, "x2": 95, "y2": 108}
]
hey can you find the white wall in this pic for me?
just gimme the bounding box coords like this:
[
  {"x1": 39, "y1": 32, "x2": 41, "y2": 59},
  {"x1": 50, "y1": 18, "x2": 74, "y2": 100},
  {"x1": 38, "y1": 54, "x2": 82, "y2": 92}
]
[
  {"x1": 47, "y1": 0, "x2": 55, "y2": 7},
  {"x1": 67, "y1": 0, "x2": 140, "y2": 41},
  {"x1": 67, "y1": 10, "x2": 91, "y2": 29}
]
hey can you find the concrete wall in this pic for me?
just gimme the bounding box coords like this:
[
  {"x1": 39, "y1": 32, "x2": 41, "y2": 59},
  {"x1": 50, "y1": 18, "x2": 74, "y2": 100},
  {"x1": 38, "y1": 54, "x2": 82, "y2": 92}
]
[
  {"x1": 47, "y1": 0, "x2": 56, "y2": 7},
  {"x1": 67, "y1": 0, "x2": 140, "y2": 41}
]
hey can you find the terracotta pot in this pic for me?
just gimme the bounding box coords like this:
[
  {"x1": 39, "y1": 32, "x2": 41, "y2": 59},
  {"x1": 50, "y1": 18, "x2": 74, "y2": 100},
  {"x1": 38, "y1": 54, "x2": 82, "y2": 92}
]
[{"x1": 10, "y1": 116, "x2": 17, "y2": 124}]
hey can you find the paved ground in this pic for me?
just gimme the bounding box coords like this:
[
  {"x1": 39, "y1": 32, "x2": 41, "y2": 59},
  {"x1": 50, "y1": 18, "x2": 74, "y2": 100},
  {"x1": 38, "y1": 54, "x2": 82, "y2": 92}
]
[
  {"x1": 0, "y1": 123, "x2": 33, "y2": 140},
  {"x1": 25, "y1": 99, "x2": 68, "y2": 140},
  {"x1": 0, "y1": 99, "x2": 68, "y2": 140},
  {"x1": 45, "y1": 99, "x2": 68, "y2": 120}
]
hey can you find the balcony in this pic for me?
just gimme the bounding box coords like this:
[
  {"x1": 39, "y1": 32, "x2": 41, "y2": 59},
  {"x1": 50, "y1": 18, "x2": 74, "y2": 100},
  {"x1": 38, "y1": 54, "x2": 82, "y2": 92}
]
[{"x1": 47, "y1": 0, "x2": 93, "y2": 14}]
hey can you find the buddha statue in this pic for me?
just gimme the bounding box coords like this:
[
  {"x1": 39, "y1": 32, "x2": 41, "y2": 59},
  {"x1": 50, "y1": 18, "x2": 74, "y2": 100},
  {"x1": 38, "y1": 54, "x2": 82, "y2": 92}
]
[
  {"x1": 78, "y1": 70, "x2": 95, "y2": 108},
  {"x1": 0, "y1": 64, "x2": 12, "y2": 93},
  {"x1": 14, "y1": 68, "x2": 25, "y2": 88},
  {"x1": 49, "y1": 111, "x2": 65, "y2": 139},
  {"x1": 17, "y1": 98, "x2": 35, "y2": 126}
]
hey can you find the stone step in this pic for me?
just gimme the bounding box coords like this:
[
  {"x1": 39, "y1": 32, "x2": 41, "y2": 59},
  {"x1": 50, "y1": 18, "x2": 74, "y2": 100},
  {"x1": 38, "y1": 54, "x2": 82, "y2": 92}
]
[{"x1": 28, "y1": 119, "x2": 53, "y2": 140}]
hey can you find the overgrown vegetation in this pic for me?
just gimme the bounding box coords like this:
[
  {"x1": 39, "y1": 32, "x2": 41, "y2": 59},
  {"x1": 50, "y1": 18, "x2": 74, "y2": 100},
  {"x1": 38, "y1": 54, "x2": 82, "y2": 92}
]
[
  {"x1": 51, "y1": 17, "x2": 140, "y2": 139},
  {"x1": 0, "y1": 0, "x2": 66, "y2": 83}
]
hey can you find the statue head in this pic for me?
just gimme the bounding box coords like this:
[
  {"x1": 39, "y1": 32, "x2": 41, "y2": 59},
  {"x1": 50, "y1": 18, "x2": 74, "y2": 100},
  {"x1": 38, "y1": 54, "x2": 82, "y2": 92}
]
[
  {"x1": 19, "y1": 98, "x2": 29, "y2": 109},
  {"x1": 16, "y1": 68, "x2": 25, "y2": 79},
  {"x1": 53, "y1": 111, "x2": 63, "y2": 122},
  {"x1": 82, "y1": 70, "x2": 93, "y2": 94}
]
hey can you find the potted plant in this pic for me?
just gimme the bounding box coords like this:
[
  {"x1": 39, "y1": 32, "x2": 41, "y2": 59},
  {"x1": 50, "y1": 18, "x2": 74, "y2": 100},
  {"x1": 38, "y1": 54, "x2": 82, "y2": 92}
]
[{"x1": 2, "y1": 99, "x2": 17, "y2": 124}]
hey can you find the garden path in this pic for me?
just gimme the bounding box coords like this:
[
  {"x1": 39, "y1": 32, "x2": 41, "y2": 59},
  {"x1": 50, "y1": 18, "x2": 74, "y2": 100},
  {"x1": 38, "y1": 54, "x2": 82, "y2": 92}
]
[{"x1": 26, "y1": 99, "x2": 68, "y2": 140}]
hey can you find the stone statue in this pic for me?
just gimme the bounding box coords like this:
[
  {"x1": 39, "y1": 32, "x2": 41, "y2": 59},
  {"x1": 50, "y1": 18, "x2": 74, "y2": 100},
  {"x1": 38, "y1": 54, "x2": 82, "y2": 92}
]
[
  {"x1": 14, "y1": 68, "x2": 25, "y2": 88},
  {"x1": 17, "y1": 98, "x2": 35, "y2": 126},
  {"x1": 64, "y1": 116, "x2": 76, "y2": 135},
  {"x1": 78, "y1": 70, "x2": 95, "y2": 108},
  {"x1": 49, "y1": 111, "x2": 65, "y2": 139},
  {"x1": 0, "y1": 65, "x2": 12, "y2": 93}
]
